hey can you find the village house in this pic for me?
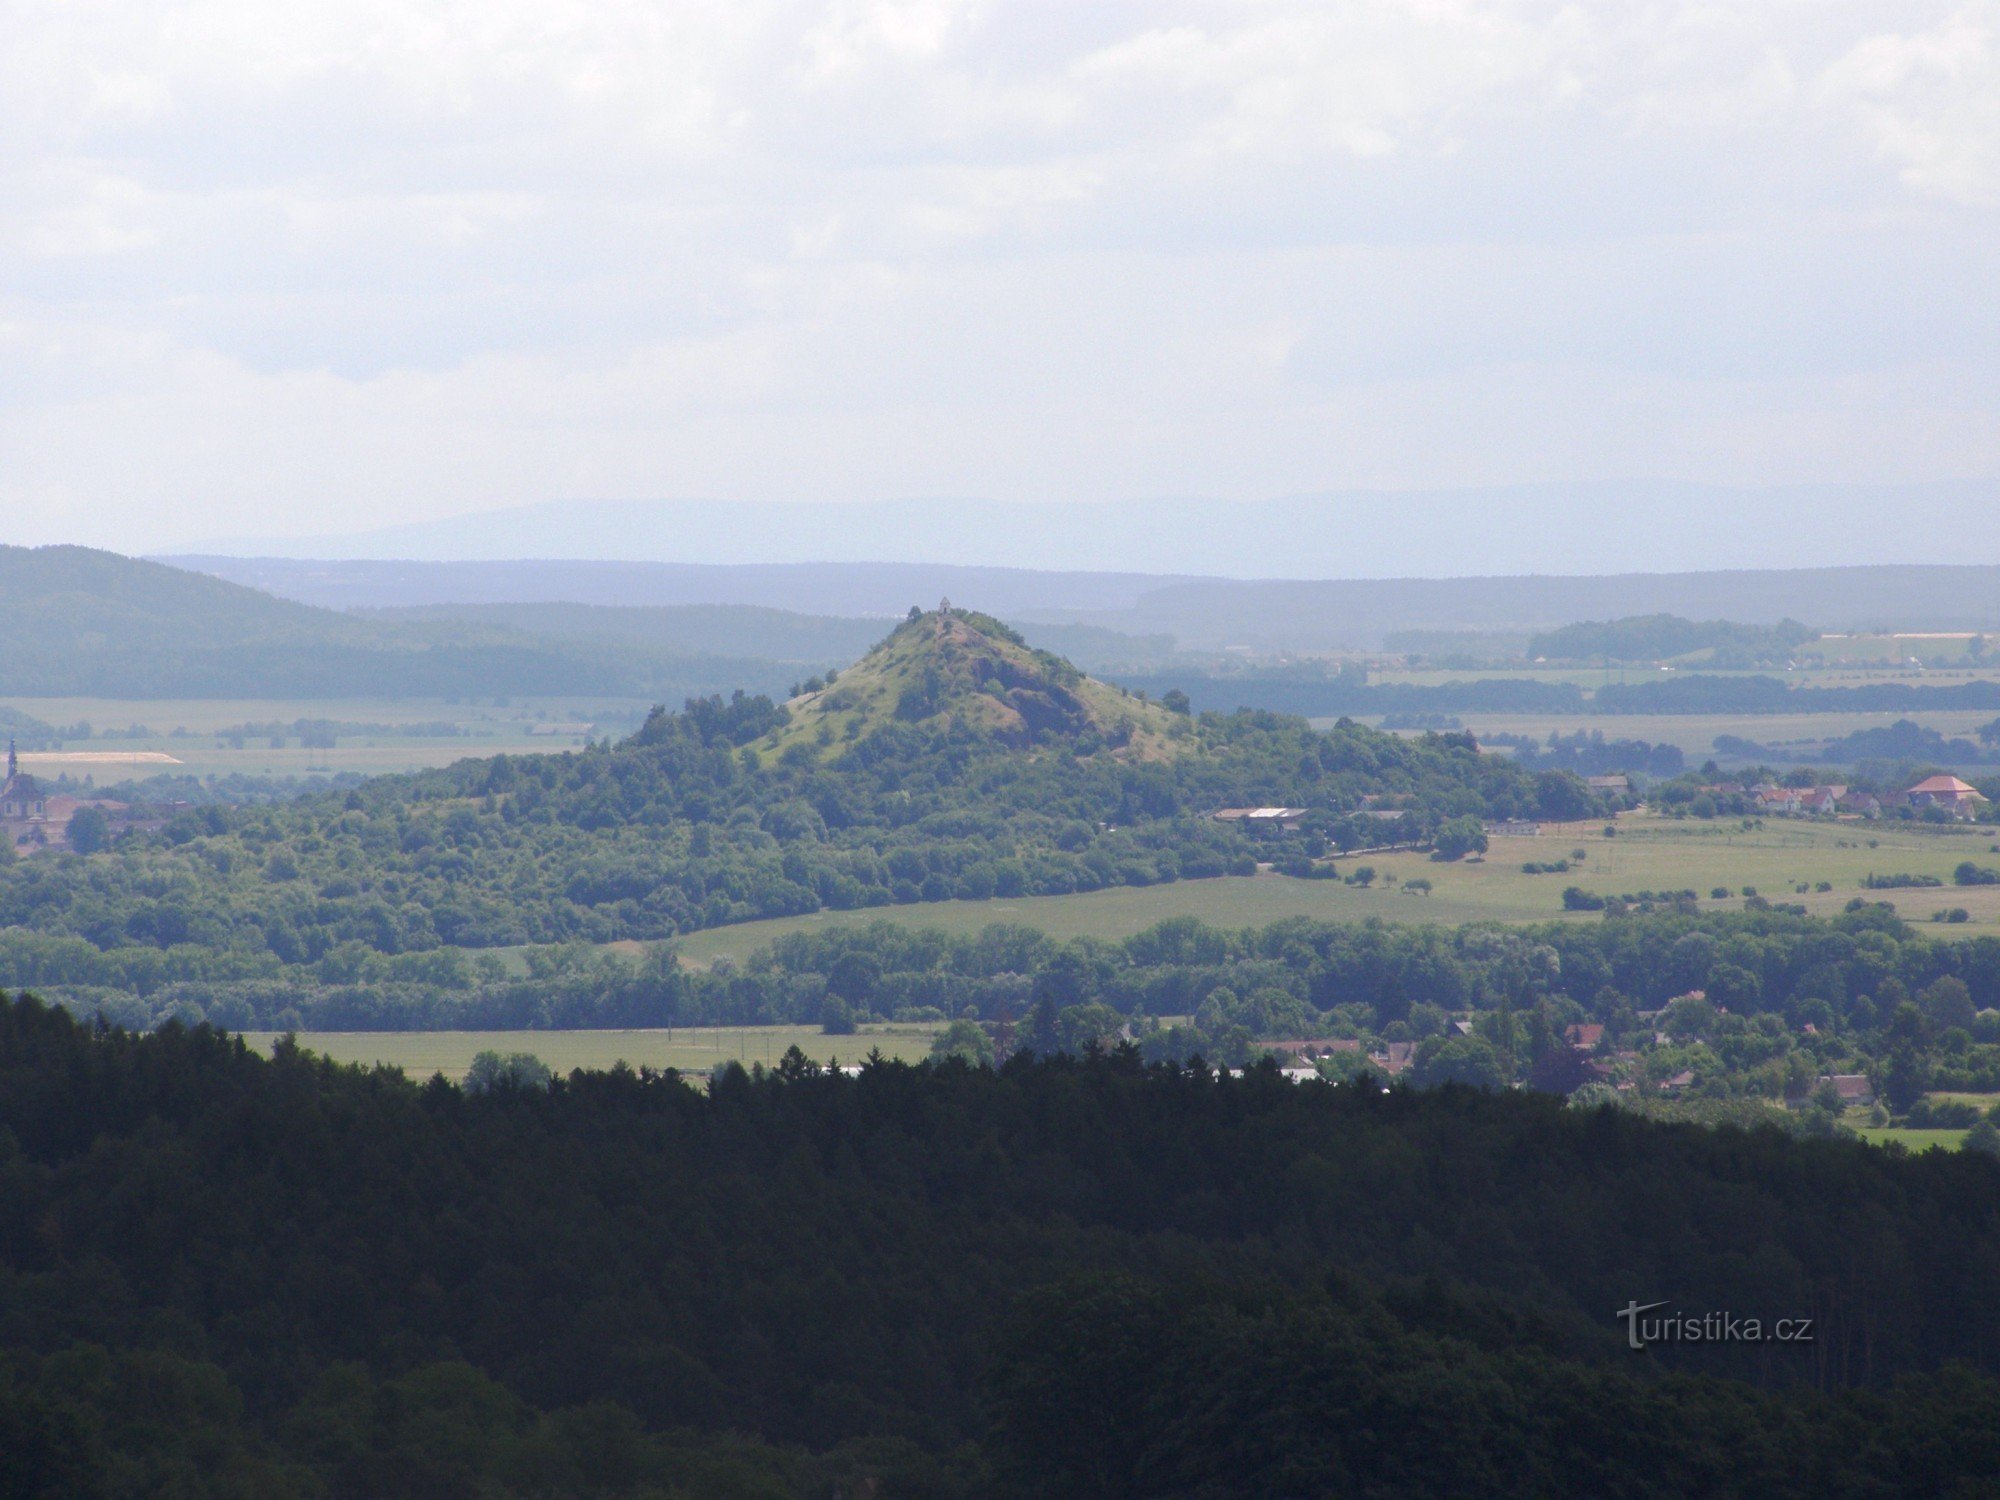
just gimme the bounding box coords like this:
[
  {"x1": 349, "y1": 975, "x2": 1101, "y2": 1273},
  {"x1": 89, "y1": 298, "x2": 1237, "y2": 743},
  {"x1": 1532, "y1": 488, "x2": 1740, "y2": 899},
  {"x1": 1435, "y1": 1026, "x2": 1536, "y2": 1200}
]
[
  {"x1": 1369, "y1": 1040, "x2": 1418, "y2": 1076},
  {"x1": 1819, "y1": 1074, "x2": 1875, "y2": 1107},
  {"x1": 1751, "y1": 783, "x2": 1803, "y2": 815},
  {"x1": 1585, "y1": 774, "x2": 1629, "y2": 795},
  {"x1": 1905, "y1": 775, "x2": 1987, "y2": 818},
  {"x1": 1749, "y1": 783, "x2": 1864, "y2": 818}
]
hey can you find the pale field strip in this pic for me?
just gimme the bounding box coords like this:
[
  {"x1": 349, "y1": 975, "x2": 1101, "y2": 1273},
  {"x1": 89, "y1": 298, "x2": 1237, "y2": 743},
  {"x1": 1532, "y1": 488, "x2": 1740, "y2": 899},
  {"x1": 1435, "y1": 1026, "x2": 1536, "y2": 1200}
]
[
  {"x1": 20, "y1": 751, "x2": 184, "y2": 765},
  {"x1": 240, "y1": 1023, "x2": 947, "y2": 1080},
  {"x1": 0, "y1": 694, "x2": 647, "y2": 780}
]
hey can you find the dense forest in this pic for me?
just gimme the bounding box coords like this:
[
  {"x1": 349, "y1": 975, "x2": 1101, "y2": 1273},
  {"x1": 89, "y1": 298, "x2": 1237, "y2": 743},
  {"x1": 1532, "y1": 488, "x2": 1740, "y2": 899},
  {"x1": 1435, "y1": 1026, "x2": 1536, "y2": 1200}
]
[{"x1": 5, "y1": 995, "x2": 2000, "y2": 1496}]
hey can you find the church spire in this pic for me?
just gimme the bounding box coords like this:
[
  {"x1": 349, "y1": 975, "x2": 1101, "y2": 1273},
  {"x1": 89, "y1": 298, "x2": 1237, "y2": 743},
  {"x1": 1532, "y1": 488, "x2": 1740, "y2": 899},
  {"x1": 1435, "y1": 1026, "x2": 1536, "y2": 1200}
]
[{"x1": 6, "y1": 739, "x2": 14, "y2": 780}]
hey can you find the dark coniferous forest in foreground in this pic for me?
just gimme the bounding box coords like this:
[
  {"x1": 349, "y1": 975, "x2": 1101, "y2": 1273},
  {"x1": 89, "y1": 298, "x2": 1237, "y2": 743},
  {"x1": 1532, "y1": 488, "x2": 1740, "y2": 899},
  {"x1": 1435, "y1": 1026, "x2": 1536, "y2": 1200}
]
[{"x1": 6, "y1": 995, "x2": 2000, "y2": 1497}]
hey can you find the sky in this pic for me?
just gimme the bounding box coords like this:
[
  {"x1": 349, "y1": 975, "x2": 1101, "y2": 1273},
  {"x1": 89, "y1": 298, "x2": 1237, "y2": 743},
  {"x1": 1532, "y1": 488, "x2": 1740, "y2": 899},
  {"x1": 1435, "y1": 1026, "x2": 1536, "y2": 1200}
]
[{"x1": 4, "y1": 0, "x2": 1999, "y2": 558}]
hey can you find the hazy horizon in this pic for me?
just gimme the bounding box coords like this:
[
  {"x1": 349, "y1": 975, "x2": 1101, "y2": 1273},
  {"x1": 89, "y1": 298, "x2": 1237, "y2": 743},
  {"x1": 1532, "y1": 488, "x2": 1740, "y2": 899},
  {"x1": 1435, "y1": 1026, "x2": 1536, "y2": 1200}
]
[{"x1": 159, "y1": 480, "x2": 2000, "y2": 579}]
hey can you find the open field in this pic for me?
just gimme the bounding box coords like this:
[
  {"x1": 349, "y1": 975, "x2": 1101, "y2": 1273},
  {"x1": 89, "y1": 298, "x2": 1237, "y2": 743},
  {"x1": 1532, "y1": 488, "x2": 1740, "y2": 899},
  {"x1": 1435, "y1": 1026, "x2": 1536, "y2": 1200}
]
[
  {"x1": 241, "y1": 1022, "x2": 947, "y2": 1080},
  {"x1": 5, "y1": 695, "x2": 655, "y2": 780},
  {"x1": 663, "y1": 814, "x2": 2000, "y2": 965}
]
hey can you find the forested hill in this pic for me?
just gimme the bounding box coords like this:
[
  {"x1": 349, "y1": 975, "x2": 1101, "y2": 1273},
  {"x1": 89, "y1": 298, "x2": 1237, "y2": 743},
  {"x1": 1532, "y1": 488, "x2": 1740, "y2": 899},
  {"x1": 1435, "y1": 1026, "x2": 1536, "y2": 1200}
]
[
  {"x1": 0, "y1": 615, "x2": 1615, "y2": 986},
  {"x1": 6, "y1": 997, "x2": 2000, "y2": 1494},
  {"x1": 0, "y1": 546, "x2": 815, "y2": 699}
]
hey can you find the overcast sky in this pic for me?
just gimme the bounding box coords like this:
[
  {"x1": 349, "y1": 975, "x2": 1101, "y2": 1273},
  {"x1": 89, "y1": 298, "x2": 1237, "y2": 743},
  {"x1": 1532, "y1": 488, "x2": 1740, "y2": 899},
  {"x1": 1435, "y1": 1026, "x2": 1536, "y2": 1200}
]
[{"x1": 4, "y1": 0, "x2": 1998, "y2": 556}]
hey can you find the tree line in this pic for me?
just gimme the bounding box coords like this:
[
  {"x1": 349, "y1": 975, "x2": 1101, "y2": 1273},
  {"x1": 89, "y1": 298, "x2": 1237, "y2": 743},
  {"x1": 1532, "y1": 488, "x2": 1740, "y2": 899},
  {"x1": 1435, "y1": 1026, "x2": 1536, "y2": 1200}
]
[{"x1": 21, "y1": 899, "x2": 2000, "y2": 1122}]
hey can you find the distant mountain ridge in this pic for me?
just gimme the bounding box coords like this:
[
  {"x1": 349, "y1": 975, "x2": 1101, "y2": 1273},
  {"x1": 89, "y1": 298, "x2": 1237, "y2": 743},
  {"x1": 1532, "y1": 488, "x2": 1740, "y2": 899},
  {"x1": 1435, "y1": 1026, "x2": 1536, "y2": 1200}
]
[
  {"x1": 0, "y1": 547, "x2": 820, "y2": 701},
  {"x1": 167, "y1": 554, "x2": 2000, "y2": 651}
]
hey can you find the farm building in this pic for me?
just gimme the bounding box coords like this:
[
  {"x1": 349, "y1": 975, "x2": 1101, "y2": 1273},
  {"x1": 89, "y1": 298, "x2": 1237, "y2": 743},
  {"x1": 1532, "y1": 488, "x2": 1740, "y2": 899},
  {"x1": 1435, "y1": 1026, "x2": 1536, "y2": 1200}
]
[
  {"x1": 1905, "y1": 775, "x2": 1987, "y2": 817},
  {"x1": 1818, "y1": 1074, "x2": 1876, "y2": 1106}
]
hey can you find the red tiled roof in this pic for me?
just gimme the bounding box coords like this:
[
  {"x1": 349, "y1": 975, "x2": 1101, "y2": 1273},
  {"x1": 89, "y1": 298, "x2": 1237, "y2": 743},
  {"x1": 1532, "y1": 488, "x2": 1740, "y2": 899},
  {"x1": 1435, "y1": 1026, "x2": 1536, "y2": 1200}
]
[{"x1": 1908, "y1": 775, "x2": 1979, "y2": 795}]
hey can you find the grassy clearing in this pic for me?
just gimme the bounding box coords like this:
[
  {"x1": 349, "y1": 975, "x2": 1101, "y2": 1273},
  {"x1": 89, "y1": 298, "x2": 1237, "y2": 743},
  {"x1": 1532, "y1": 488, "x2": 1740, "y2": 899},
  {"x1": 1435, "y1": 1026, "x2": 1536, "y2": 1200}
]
[
  {"x1": 668, "y1": 814, "x2": 2000, "y2": 965},
  {"x1": 241, "y1": 1022, "x2": 947, "y2": 1080}
]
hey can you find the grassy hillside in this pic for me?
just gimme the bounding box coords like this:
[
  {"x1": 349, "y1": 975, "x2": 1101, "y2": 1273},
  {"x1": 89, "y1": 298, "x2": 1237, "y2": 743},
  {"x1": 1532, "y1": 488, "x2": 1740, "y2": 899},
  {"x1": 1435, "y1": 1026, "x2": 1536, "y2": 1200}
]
[{"x1": 762, "y1": 605, "x2": 1185, "y2": 760}]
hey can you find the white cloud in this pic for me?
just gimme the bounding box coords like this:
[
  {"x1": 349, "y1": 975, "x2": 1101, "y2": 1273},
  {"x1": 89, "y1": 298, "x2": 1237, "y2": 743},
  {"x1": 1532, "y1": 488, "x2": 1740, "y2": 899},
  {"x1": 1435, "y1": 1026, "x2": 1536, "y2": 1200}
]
[
  {"x1": 0, "y1": 0, "x2": 1996, "y2": 550},
  {"x1": 1821, "y1": 6, "x2": 2000, "y2": 205}
]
